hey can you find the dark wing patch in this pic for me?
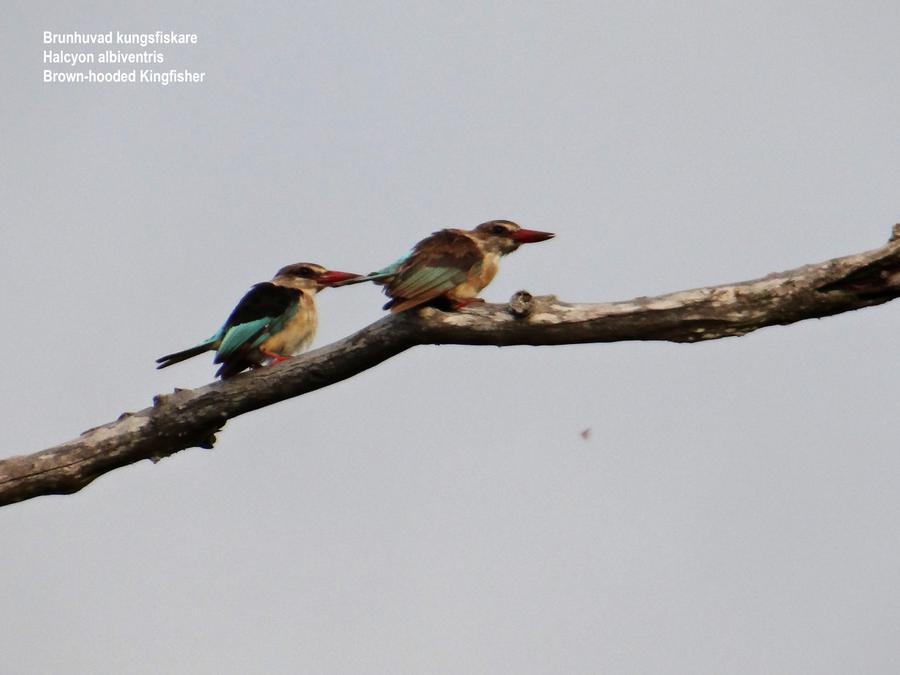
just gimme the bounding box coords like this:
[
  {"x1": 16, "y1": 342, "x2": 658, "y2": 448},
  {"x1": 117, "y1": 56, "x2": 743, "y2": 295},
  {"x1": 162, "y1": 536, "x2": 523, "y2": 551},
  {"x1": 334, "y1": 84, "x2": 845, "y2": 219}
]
[
  {"x1": 221, "y1": 283, "x2": 300, "y2": 332},
  {"x1": 210, "y1": 283, "x2": 303, "y2": 378}
]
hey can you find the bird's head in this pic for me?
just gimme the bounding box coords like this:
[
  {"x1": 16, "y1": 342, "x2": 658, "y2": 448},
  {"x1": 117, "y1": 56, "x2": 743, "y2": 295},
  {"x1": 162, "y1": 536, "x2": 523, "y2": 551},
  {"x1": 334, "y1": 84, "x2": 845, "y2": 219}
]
[
  {"x1": 472, "y1": 220, "x2": 555, "y2": 255},
  {"x1": 274, "y1": 263, "x2": 361, "y2": 292}
]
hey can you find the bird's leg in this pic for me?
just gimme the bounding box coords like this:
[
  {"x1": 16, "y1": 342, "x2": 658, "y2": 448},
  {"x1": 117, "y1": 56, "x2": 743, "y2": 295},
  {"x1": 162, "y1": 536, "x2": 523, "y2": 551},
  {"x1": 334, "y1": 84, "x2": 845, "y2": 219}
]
[{"x1": 261, "y1": 350, "x2": 289, "y2": 365}]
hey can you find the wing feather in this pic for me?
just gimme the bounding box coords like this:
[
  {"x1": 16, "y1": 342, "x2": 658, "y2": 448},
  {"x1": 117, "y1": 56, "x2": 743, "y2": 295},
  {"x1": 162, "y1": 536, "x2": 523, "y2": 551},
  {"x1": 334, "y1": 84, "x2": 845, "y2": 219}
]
[
  {"x1": 384, "y1": 229, "x2": 482, "y2": 311},
  {"x1": 213, "y1": 283, "x2": 300, "y2": 362}
]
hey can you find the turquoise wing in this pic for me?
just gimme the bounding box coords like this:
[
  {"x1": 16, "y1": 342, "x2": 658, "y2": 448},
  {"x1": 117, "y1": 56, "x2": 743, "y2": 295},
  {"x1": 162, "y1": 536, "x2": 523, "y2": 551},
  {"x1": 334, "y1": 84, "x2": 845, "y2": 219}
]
[
  {"x1": 217, "y1": 318, "x2": 271, "y2": 358},
  {"x1": 384, "y1": 229, "x2": 482, "y2": 309},
  {"x1": 216, "y1": 304, "x2": 299, "y2": 359},
  {"x1": 388, "y1": 264, "x2": 468, "y2": 300},
  {"x1": 372, "y1": 250, "x2": 411, "y2": 277},
  {"x1": 213, "y1": 282, "x2": 302, "y2": 361}
]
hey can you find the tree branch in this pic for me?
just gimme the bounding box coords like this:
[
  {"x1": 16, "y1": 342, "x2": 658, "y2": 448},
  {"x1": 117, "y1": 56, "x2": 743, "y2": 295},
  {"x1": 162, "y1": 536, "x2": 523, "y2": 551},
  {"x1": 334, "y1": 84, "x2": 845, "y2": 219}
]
[{"x1": 4, "y1": 226, "x2": 900, "y2": 507}]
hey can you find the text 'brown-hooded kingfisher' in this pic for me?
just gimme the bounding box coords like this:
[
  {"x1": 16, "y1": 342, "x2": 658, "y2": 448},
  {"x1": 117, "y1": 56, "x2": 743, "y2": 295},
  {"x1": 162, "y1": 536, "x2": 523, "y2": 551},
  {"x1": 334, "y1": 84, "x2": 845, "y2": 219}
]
[
  {"x1": 339, "y1": 220, "x2": 554, "y2": 312},
  {"x1": 156, "y1": 263, "x2": 360, "y2": 378}
]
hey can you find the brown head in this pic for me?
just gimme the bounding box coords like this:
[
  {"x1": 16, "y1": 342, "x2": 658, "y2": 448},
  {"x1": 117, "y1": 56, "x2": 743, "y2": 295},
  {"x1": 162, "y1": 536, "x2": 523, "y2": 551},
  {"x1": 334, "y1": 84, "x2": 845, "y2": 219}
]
[
  {"x1": 273, "y1": 263, "x2": 361, "y2": 292},
  {"x1": 471, "y1": 220, "x2": 555, "y2": 255}
]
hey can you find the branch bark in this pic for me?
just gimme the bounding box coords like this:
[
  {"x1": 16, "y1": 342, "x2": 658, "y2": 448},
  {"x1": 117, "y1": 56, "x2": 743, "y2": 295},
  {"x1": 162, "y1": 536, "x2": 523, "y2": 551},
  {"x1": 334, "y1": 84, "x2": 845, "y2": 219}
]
[{"x1": 4, "y1": 226, "x2": 900, "y2": 507}]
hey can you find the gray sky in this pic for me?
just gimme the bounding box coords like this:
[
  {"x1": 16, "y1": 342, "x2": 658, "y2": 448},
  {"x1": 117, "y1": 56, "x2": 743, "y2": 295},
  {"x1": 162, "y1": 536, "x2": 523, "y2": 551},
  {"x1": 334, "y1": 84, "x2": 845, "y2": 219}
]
[{"x1": 4, "y1": 1, "x2": 900, "y2": 673}]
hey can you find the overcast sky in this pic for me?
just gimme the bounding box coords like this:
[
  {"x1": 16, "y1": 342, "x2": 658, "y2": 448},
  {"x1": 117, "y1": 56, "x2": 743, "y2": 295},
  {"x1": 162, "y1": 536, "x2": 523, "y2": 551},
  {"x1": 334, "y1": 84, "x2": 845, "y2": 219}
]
[{"x1": 4, "y1": 2, "x2": 900, "y2": 673}]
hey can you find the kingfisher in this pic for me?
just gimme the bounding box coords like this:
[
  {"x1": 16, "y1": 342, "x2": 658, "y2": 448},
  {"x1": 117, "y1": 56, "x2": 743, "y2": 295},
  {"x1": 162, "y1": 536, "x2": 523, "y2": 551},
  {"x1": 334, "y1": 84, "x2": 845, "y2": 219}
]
[
  {"x1": 156, "y1": 263, "x2": 360, "y2": 378},
  {"x1": 338, "y1": 220, "x2": 554, "y2": 312}
]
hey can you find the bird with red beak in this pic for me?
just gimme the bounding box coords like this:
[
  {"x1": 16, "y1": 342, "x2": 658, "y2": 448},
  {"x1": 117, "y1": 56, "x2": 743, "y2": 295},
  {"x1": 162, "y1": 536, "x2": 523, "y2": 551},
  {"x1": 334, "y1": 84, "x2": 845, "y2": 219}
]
[
  {"x1": 156, "y1": 262, "x2": 360, "y2": 378},
  {"x1": 337, "y1": 219, "x2": 555, "y2": 313}
]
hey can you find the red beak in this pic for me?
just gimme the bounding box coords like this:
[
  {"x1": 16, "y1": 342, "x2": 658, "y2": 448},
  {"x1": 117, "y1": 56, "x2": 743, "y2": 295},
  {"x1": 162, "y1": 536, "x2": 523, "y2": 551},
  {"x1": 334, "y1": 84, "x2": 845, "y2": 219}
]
[
  {"x1": 317, "y1": 270, "x2": 362, "y2": 286},
  {"x1": 511, "y1": 228, "x2": 555, "y2": 244}
]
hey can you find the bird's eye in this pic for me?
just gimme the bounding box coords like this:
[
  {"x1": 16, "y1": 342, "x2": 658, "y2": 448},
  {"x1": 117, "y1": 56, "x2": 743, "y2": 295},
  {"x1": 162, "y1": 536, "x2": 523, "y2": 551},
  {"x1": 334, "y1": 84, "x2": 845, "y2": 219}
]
[
  {"x1": 297, "y1": 266, "x2": 313, "y2": 277},
  {"x1": 491, "y1": 225, "x2": 508, "y2": 235}
]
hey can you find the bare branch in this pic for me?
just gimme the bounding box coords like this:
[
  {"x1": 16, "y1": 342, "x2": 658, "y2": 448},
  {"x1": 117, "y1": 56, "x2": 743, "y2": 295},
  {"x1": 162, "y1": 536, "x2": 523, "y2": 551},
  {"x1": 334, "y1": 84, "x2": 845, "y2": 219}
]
[{"x1": 3, "y1": 228, "x2": 900, "y2": 507}]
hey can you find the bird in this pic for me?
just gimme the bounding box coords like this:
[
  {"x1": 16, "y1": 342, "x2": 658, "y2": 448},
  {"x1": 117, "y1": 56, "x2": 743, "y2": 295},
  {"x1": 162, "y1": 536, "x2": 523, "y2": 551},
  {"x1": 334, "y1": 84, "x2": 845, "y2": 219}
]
[
  {"x1": 336, "y1": 219, "x2": 554, "y2": 313},
  {"x1": 156, "y1": 262, "x2": 361, "y2": 378}
]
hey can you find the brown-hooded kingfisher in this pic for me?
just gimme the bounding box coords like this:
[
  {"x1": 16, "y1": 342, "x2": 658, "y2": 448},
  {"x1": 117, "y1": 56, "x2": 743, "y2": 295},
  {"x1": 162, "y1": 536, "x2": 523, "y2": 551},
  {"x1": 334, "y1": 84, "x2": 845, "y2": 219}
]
[
  {"x1": 338, "y1": 220, "x2": 554, "y2": 312},
  {"x1": 156, "y1": 262, "x2": 360, "y2": 378}
]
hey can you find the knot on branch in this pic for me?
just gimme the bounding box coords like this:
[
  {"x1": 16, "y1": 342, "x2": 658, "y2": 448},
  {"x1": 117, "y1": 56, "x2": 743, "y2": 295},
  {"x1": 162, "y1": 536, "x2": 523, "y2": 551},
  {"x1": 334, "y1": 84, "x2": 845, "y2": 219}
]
[
  {"x1": 152, "y1": 388, "x2": 190, "y2": 408},
  {"x1": 508, "y1": 290, "x2": 534, "y2": 318}
]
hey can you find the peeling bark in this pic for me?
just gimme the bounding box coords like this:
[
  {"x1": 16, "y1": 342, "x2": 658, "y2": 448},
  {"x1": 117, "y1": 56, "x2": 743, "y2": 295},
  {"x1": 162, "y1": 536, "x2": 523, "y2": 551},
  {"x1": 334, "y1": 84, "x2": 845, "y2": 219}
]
[{"x1": 3, "y1": 227, "x2": 900, "y2": 507}]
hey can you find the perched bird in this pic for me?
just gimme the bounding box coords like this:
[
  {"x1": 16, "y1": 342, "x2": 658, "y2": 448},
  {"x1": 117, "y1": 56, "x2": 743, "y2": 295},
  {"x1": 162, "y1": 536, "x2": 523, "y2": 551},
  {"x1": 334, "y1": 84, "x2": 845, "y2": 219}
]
[
  {"x1": 338, "y1": 219, "x2": 554, "y2": 313},
  {"x1": 156, "y1": 263, "x2": 360, "y2": 378}
]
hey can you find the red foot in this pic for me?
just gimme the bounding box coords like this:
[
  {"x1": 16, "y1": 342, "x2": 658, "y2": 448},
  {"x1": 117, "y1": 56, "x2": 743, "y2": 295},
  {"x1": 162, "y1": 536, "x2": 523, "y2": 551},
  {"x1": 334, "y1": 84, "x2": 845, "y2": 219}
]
[{"x1": 262, "y1": 350, "x2": 289, "y2": 365}]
